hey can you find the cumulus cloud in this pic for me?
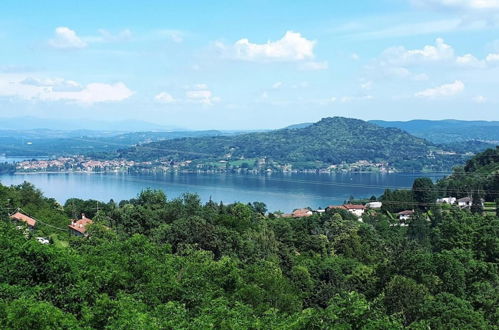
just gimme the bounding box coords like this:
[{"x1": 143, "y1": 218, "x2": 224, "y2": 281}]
[
  {"x1": 415, "y1": 80, "x2": 464, "y2": 98},
  {"x1": 49, "y1": 27, "x2": 87, "y2": 49},
  {"x1": 155, "y1": 92, "x2": 175, "y2": 104},
  {"x1": 49, "y1": 27, "x2": 134, "y2": 49},
  {"x1": 486, "y1": 53, "x2": 499, "y2": 62},
  {"x1": 0, "y1": 75, "x2": 133, "y2": 104},
  {"x1": 382, "y1": 38, "x2": 454, "y2": 66},
  {"x1": 21, "y1": 77, "x2": 83, "y2": 92},
  {"x1": 218, "y1": 31, "x2": 316, "y2": 62},
  {"x1": 456, "y1": 53, "x2": 485, "y2": 67},
  {"x1": 185, "y1": 85, "x2": 220, "y2": 106},
  {"x1": 370, "y1": 38, "x2": 496, "y2": 83}
]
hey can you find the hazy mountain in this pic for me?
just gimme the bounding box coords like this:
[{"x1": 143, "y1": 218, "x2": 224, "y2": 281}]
[
  {"x1": 284, "y1": 122, "x2": 313, "y2": 130},
  {"x1": 120, "y1": 117, "x2": 466, "y2": 170},
  {"x1": 370, "y1": 119, "x2": 499, "y2": 143},
  {"x1": 0, "y1": 117, "x2": 181, "y2": 132},
  {"x1": 0, "y1": 130, "x2": 226, "y2": 157}
]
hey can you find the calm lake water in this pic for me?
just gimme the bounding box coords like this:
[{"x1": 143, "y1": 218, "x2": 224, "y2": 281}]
[{"x1": 0, "y1": 172, "x2": 447, "y2": 212}]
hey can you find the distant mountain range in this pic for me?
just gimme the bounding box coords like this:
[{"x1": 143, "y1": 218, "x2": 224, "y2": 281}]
[
  {"x1": 0, "y1": 116, "x2": 180, "y2": 132},
  {"x1": 119, "y1": 117, "x2": 469, "y2": 171},
  {"x1": 0, "y1": 130, "x2": 226, "y2": 157},
  {"x1": 2, "y1": 117, "x2": 498, "y2": 171},
  {"x1": 369, "y1": 119, "x2": 499, "y2": 143}
]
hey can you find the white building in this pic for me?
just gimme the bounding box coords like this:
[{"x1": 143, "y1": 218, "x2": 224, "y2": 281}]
[
  {"x1": 437, "y1": 197, "x2": 456, "y2": 205},
  {"x1": 398, "y1": 210, "x2": 414, "y2": 221},
  {"x1": 343, "y1": 204, "x2": 366, "y2": 217},
  {"x1": 457, "y1": 197, "x2": 472, "y2": 209},
  {"x1": 365, "y1": 201, "x2": 382, "y2": 209}
]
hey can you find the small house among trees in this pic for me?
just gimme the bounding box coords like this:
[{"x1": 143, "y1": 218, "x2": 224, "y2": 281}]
[
  {"x1": 68, "y1": 214, "x2": 93, "y2": 237},
  {"x1": 9, "y1": 211, "x2": 36, "y2": 230}
]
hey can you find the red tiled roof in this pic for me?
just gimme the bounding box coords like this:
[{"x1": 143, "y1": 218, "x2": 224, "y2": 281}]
[
  {"x1": 68, "y1": 216, "x2": 93, "y2": 234},
  {"x1": 398, "y1": 210, "x2": 414, "y2": 216},
  {"x1": 343, "y1": 204, "x2": 365, "y2": 210},
  {"x1": 10, "y1": 212, "x2": 36, "y2": 227},
  {"x1": 327, "y1": 205, "x2": 347, "y2": 210},
  {"x1": 292, "y1": 208, "x2": 313, "y2": 218}
]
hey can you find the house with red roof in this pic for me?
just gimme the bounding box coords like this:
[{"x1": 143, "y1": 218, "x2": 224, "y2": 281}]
[
  {"x1": 68, "y1": 214, "x2": 93, "y2": 237},
  {"x1": 10, "y1": 211, "x2": 36, "y2": 229},
  {"x1": 291, "y1": 208, "x2": 313, "y2": 218}
]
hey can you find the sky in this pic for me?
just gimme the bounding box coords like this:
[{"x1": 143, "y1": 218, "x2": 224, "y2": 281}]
[{"x1": 1, "y1": 0, "x2": 499, "y2": 130}]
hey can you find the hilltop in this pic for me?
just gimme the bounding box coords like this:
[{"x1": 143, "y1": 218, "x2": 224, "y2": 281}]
[{"x1": 120, "y1": 117, "x2": 465, "y2": 171}]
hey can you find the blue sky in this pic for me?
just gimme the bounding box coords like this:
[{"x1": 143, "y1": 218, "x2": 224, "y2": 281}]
[{"x1": 1, "y1": 0, "x2": 499, "y2": 129}]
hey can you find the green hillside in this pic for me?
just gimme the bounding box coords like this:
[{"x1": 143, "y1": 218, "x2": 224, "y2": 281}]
[
  {"x1": 120, "y1": 117, "x2": 465, "y2": 171},
  {"x1": 437, "y1": 146, "x2": 499, "y2": 201}
]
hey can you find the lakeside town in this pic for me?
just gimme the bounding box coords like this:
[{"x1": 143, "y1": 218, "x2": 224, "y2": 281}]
[{"x1": 13, "y1": 156, "x2": 396, "y2": 174}]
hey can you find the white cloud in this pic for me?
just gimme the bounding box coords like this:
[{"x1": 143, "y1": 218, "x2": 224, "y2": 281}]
[
  {"x1": 89, "y1": 29, "x2": 133, "y2": 43},
  {"x1": 194, "y1": 83, "x2": 209, "y2": 90},
  {"x1": 486, "y1": 53, "x2": 499, "y2": 62},
  {"x1": 49, "y1": 27, "x2": 134, "y2": 49},
  {"x1": 473, "y1": 95, "x2": 487, "y2": 103},
  {"x1": 155, "y1": 29, "x2": 184, "y2": 43},
  {"x1": 219, "y1": 31, "x2": 316, "y2": 62},
  {"x1": 299, "y1": 61, "x2": 329, "y2": 71},
  {"x1": 155, "y1": 92, "x2": 175, "y2": 104},
  {"x1": 49, "y1": 27, "x2": 87, "y2": 49},
  {"x1": 456, "y1": 53, "x2": 485, "y2": 67},
  {"x1": 185, "y1": 85, "x2": 220, "y2": 106},
  {"x1": 0, "y1": 75, "x2": 133, "y2": 104},
  {"x1": 351, "y1": 53, "x2": 360, "y2": 60},
  {"x1": 47, "y1": 82, "x2": 133, "y2": 104},
  {"x1": 415, "y1": 80, "x2": 464, "y2": 98},
  {"x1": 382, "y1": 38, "x2": 455, "y2": 66},
  {"x1": 371, "y1": 38, "x2": 494, "y2": 83},
  {"x1": 412, "y1": 0, "x2": 499, "y2": 10},
  {"x1": 411, "y1": 0, "x2": 499, "y2": 26}
]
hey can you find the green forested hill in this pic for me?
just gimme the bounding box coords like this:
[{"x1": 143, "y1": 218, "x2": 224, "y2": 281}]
[
  {"x1": 0, "y1": 181, "x2": 498, "y2": 328},
  {"x1": 437, "y1": 146, "x2": 499, "y2": 201},
  {"x1": 120, "y1": 117, "x2": 461, "y2": 170}
]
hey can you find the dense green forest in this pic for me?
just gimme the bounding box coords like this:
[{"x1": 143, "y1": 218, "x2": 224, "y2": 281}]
[
  {"x1": 0, "y1": 161, "x2": 498, "y2": 328},
  {"x1": 437, "y1": 146, "x2": 499, "y2": 202},
  {"x1": 120, "y1": 117, "x2": 471, "y2": 172}
]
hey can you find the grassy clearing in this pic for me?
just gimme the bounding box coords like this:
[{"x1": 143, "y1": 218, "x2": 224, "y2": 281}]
[{"x1": 50, "y1": 233, "x2": 69, "y2": 248}]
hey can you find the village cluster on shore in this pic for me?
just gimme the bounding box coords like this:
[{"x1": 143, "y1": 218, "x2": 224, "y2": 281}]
[{"x1": 14, "y1": 156, "x2": 395, "y2": 174}]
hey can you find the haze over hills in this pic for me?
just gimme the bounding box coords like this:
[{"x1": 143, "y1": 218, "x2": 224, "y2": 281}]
[
  {"x1": 0, "y1": 130, "x2": 226, "y2": 157},
  {"x1": 370, "y1": 119, "x2": 499, "y2": 143},
  {"x1": 0, "y1": 116, "x2": 179, "y2": 132},
  {"x1": 120, "y1": 117, "x2": 468, "y2": 171}
]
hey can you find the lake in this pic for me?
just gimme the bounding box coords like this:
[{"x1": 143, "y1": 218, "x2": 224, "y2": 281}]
[{"x1": 0, "y1": 172, "x2": 447, "y2": 212}]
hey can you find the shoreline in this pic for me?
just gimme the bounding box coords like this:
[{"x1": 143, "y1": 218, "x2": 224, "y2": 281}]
[{"x1": 10, "y1": 169, "x2": 447, "y2": 176}]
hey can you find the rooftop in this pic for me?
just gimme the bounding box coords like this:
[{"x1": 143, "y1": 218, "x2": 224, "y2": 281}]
[
  {"x1": 10, "y1": 211, "x2": 36, "y2": 227},
  {"x1": 68, "y1": 214, "x2": 94, "y2": 234}
]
